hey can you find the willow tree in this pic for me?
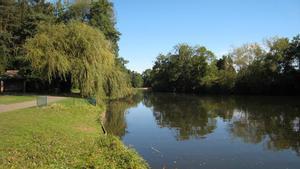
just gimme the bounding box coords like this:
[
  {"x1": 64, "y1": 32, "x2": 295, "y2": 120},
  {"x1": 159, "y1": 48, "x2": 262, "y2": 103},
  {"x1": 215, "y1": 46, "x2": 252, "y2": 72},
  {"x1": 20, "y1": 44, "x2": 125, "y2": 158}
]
[{"x1": 24, "y1": 21, "x2": 132, "y2": 100}]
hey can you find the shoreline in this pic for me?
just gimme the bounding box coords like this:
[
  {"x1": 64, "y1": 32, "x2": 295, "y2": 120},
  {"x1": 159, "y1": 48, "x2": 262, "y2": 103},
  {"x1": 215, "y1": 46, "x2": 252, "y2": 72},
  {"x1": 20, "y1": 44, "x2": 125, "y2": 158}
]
[{"x1": 0, "y1": 98, "x2": 149, "y2": 168}]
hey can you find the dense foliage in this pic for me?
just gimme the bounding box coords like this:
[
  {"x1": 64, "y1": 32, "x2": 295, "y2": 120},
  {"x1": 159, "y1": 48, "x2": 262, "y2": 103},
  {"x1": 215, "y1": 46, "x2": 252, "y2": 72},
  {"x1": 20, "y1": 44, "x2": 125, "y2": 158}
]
[
  {"x1": 0, "y1": 0, "x2": 133, "y2": 99},
  {"x1": 59, "y1": 0, "x2": 120, "y2": 55},
  {"x1": 0, "y1": 0, "x2": 55, "y2": 74},
  {"x1": 25, "y1": 21, "x2": 132, "y2": 99},
  {"x1": 130, "y1": 71, "x2": 143, "y2": 88},
  {"x1": 144, "y1": 35, "x2": 300, "y2": 95},
  {"x1": 0, "y1": 55, "x2": 5, "y2": 74},
  {"x1": 145, "y1": 44, "x2": 236, "y2": 93}
]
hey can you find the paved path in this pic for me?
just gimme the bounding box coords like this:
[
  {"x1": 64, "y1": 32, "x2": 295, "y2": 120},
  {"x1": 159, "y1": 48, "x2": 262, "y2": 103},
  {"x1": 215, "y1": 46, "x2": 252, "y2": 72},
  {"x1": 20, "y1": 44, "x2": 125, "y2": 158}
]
[{"x1": 0, "y1": 96, "x2": 66, "y2": 113}]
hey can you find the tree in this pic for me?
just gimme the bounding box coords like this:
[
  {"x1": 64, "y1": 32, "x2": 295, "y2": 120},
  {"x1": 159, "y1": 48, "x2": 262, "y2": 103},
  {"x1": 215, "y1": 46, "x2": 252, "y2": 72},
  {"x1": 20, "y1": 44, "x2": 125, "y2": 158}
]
[
  {"x1": 148, "y1": 35, "x2": 300, "y2": 95},
  {"x1": 142, "y1": 69, "x2": 152, "y2": 87},
  {"x1": 216, "y1": 55, "x2": 236, "y2": 92},
  {"x1": 150, "y1": 44, "x2": 219, "y2": 93},
  {"x1": 89, "y1": 0, "x2": 120, "y2": 55},
  {"x1": 0, "y1": 0, "x2": 55, "y2": 72},
  {"x1": 265, "y1": 37, "x2": 290, "y2": 73},
  {"x1": 233, "y1": 36, "x2": 300, "y2": 94},
  {"x1": 59, "y1": 0, "x2": 121, "y2": 55},
  {"x1": 0, "y1": 0, "x2": 19, "y2": 71},
  {"x1": 24, "y1": 21, "x2": 131, "y2": 100},
  {"x1": 130, "y1": 71, "x2": 143, "y2": 88},
  {"x1": 58, "y1": 0, "x2": 128, "y2": 88},
  {"x1": 283, "y1": 35, "x2": 300, "y2": 73},
  {"x1": 60, "y1": 1, "x2": 90, "y2": 22},
  {"x1": 0, "y1": 0, "x2": 18, "y2": 32},
  {"x1": 231, "y1": 43, "x2": 264, "y2": 70},
  {"x1": 0, "y1": 32, "x2": 12, "y2": 72},
  {"x1": 0, "y1": 0, "x2": 134, "y2": 97}
]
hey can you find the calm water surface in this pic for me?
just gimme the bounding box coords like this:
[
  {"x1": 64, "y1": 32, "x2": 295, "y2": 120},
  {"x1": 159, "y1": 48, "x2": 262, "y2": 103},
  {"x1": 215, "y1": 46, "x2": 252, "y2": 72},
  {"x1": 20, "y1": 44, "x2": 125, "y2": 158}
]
[{"x1": 105, "y1": 92, "x2": 300, "y2": 169}]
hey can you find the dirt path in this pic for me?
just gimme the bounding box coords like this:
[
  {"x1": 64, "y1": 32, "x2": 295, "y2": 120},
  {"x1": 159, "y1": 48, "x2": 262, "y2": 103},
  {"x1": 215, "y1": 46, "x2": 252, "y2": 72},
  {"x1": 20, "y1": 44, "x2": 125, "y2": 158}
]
[{"x1": 0, "y1": 96, "x2": 66, "y2": 113}]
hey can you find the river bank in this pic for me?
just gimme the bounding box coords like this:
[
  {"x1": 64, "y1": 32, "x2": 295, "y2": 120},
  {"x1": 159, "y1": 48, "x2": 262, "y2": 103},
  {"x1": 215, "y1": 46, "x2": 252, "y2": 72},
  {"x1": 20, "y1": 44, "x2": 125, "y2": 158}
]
[{"x1": 0, "y1": 98, "x2": 148, "y2": 168}]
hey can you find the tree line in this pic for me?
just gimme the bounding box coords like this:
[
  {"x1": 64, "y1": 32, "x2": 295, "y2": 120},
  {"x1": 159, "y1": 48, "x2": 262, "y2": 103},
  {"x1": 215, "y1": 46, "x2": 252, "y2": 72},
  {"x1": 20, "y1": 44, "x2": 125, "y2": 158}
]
[
  {"x1": 142, "y1": 35, "x2": 300, "y2": 95},
  {"x1": 0, "y1": 0, "x2": 141, "y2": 100}
]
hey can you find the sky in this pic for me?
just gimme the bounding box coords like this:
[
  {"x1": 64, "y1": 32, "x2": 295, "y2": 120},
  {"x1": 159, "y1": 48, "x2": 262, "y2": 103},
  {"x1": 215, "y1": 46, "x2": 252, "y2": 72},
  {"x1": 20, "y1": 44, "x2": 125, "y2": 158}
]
[{"x1": 112, "y1": 0, "x2": 300, "y2": 73}]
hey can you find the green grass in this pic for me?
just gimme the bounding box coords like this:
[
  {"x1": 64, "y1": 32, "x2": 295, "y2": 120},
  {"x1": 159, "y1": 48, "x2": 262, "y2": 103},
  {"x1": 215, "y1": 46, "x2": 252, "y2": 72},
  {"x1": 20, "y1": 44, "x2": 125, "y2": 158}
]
[
  {"x1": 0, "y1": 98, "x2": 148, "y2": 169},
  {"x1": 0, "y1": 95, "x2": 35, "y2": 105}
]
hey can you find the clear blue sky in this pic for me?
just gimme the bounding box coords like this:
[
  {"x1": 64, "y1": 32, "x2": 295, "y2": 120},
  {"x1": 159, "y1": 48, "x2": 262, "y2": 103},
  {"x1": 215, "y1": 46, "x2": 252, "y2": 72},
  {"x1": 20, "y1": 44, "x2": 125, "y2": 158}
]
[{"x1": 112, "y1": 0, "x2": 300, "y2": 73}]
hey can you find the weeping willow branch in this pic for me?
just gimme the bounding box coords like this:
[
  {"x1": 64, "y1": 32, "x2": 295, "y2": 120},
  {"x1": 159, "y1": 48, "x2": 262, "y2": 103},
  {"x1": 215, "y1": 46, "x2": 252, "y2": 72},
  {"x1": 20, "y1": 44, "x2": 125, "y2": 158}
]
[{"x1": 24, "y1": 21, "x2": 132, "y2": 100}]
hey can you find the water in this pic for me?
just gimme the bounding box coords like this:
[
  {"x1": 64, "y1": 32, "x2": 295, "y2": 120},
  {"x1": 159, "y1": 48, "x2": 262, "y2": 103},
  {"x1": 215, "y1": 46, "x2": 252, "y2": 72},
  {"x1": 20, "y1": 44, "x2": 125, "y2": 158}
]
[{"x1": 104, "y1": 92, "x2": 300, "y2": 169}]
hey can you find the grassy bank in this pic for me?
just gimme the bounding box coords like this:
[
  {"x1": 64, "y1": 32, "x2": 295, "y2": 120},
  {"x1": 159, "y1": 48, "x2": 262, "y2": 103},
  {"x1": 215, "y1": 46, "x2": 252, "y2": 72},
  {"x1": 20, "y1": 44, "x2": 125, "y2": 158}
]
[
  {"x1": 0, "y1": 95, "x2": 35, "y2": 104},
  {"x1": 0, "y1": 98, "x2": 148, "y2": 168}
]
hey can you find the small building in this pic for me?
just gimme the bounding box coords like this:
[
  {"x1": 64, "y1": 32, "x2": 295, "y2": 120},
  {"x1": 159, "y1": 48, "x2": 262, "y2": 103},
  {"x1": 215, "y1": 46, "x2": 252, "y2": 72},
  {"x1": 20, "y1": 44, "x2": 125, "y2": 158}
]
[{"x1": 0, "y1": 70, "x2": 26, "y2": 93}]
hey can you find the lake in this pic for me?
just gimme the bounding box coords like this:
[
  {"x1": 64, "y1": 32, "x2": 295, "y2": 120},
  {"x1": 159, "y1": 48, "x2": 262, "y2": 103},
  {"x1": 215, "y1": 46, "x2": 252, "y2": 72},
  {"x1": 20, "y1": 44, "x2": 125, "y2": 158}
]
[{"x1": 104, "y1": 92, "x2": 300, "y2": 169}]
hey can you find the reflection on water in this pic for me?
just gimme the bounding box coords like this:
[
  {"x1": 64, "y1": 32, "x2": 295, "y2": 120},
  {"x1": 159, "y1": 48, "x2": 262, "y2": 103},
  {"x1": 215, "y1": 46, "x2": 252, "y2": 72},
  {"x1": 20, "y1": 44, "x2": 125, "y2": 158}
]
[
  {"x1": 105, "y1": 92, "x2": 300, "y2": 169},
  {"x1": 104, "y1": 92, "x2": 144, "y2": 137}
]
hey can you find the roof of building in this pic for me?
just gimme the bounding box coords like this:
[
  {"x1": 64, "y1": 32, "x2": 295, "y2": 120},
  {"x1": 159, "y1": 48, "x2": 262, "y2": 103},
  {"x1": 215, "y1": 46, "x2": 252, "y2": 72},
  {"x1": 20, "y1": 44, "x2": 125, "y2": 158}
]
[{"x1": 0, "y1": 70, "x2": 24, "y2": 80}]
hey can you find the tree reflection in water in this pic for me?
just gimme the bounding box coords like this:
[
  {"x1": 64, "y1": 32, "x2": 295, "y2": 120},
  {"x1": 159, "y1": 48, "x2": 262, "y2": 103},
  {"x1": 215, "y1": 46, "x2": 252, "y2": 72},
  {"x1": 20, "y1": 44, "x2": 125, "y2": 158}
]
[
  {"x1": 229, "y1": 97, "x2": 300, "y2": 156},
  {"x1": 104, "y1": 92, "x2": 143, "y2": 137},
  {"x1": 105, "y1": 92, "x2": 300, "y2": 155}
]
